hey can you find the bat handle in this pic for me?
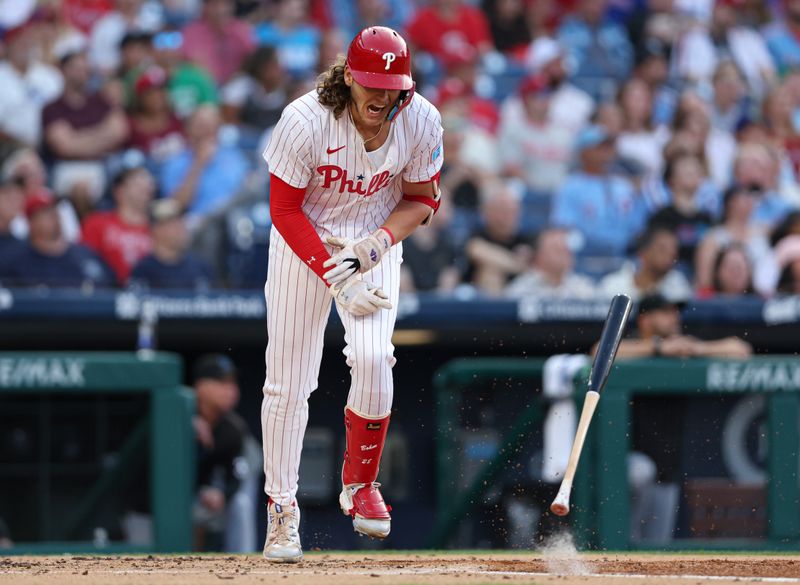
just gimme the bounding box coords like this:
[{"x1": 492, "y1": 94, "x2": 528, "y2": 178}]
[{"x1": 549, "y1": 390, "x2": 601, "y2": 516}]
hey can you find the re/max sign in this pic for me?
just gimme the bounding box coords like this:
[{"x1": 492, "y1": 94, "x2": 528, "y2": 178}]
[
  {"x1": 0, "y1": 358, "x2": 86, "y2": 388},
  {"x1": 707, "y1": 362, "x2": 800, "y2": 392}
]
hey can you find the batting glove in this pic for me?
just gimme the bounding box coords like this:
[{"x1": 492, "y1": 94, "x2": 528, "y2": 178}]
[
  {"x1": 323, "y1": 228, "x2": 393, "y2": 285},
  {"x1": 330, "y1": 278, "x2": 392, "y2": 317}
]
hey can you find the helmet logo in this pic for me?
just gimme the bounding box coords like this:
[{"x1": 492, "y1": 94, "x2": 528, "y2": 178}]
[{"x1": 382, "y1": 52, "x2": 396, "y2": 70}]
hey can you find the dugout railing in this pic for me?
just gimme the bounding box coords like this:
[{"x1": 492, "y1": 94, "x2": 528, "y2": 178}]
[
  {"x1": 431, "y1": 356, "x2": 800, "y2": 550},
  {"x1": 0, "y1": 352, "x2": 195, "y2": 553}
]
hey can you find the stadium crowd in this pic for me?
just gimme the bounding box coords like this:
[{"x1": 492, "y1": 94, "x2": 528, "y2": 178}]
[{"x1": 1, "y1": 0, "x2": 800, "y2": 301}]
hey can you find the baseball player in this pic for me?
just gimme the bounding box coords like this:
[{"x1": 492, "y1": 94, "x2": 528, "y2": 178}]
[{"x1": 260, "y1": 26, "x2": 443, "y2": 563}]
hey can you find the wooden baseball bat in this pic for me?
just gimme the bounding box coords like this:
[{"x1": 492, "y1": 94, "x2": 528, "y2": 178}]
[{"x1": 550, "y1": 294, "x2": 633, "y2": 517}]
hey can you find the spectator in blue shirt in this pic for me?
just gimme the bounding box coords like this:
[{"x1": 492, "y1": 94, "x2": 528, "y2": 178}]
[
  {"x1": 0, "y1": 191, "x2": 114, "y2": 289},
  {"x1": 764, "y1": 0, "x2": 800, "y2": 75},
  {"x1": 557, "y1": 0, "x2": 634, "y2": 102},
  {"x1": 254, "y1": 0, "x2": 320, "y2": 82},
  {"x1": 159, "y1": 105, "x2": 249, "y2": 226},
  {"x1": 129, "y1": 198, "x2": 216, "y2": 290},
  {"x1": 550, "y1": 124, "x2": 646, "y2": 256}
]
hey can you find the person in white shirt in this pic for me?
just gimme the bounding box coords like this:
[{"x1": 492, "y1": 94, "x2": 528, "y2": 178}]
[
  {"x1": 0, "y1": 21, "x2": 63, "y2": 146},
  {"x1": 506, "y1": 226, "x2": 595, "y2": 299},
  {"x1": 599, "y1": 225, "x2": 692, "y2": 302}
]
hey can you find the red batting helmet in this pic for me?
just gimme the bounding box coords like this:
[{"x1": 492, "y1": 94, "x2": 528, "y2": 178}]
[{"x1": 346, "y1": 26, "x2": 413, "y2": 91}]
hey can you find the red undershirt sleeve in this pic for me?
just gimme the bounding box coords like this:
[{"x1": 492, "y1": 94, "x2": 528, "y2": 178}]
[{"x1": 269, "y1": 174, "x2": 332, "y2": 284}]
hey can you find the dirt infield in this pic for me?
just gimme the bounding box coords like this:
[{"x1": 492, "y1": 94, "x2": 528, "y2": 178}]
[{"x1": 1, "y1": 553, "x2": 799, "y2": 585}]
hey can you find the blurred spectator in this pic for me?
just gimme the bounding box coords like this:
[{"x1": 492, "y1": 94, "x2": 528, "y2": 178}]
[
  {"x1": 481, "y1": 0, "x2": 531, "y2": 56},
  {"x1": 556, "y1": 0, "x2": 634, "y2": 102},
  {"x1": 182, "y1": 0, "x2": 255, "y2": 85},
  {"x1": 676, "y1": 0, "x2": 776, "y2": 100},
  {"x1": 696, "y1": 243, "x2": 754, "y2": 296},
  {"x1": 764, "y1": 0, "x2": 800, "y2": 75},
  {"x1": 524, "y1": 36, "x2": 594, "y2": 135},
  {"x1": 550, "y1": 125, "x2": 646, "y2": 255},
  {"x1": 331, "y1": 0, "x2": 413, "y2": 44},
  {"x1": 616, "y1": 77, "x2": 670, "y2": 176},
  {"x1": 0, "y1": 179, "x2": 25, "y2": 258},
  {"x1": 1, "y1": 147, "x2": 82, "y2": 242},
  {"x1": 733, "y1": 142, "x2": 797, "y2": 227},
  {"x1": 89, "y1": 0, "x2": 163, "y2": 76},
  {"x1": 710, "y1": 60, "x2": 748, "y2": 134},
  {"x1": 400, "y1": 198, "x2": 462, "y2": 293},
  {"x1": 221, "y1": 46, "x2": 287, "y2": 146},
  {"x1": 694, "y1": 183, "x2": 772, "y2": 291},
  {"x1": 672, "y1": 91, "x2": 737, "y2": 189},
  {"x1": 0, "y1": 20, "x2": 64, "y2": 147},
  {"x1": 191, "y1": 354, "x2": 257, "y2": 552},
  {"x1": 42, "y1": 37, "x2": 129, "y2": 217},
  {"x1": 152, "y1": 30, "x2": 219, "y2": 119},
  {"x1": 128, "y1": 66, "x2": 186, "y2": 162},
  {"x1": 81, "y1": 164, "x2": 154, "y2": 285},
  {"x1": 0, "y1": 190, "x2": 114, "y2": 288},
  {"x1": 647, "y1": 153, "x2": 714, "y2": 269},
  {"x1": 159, "y1": 105, "x2": 249, "y2": 223},
  {"x1": 464, "y1": 181, "x2": 531, "y2": 295},
  {"x1": 632, "y1": 38, "x2": 678, "y2": 128},
  {"x1": 615, "y1": 293, "x2": 752, "y2": 358},
  {"x1": 505, "y1": 226, "x2": 595, "y2": 299},
  {"x1": 498, "y1": 75, "x2": 573, "y2": 195},
  {"x1": 111, "y1": 31, "x2": 154, "y2": 109},
  {"x1": 405, "y1": 0, "x2": 493, "y2": 65},
  {"x1": 598, "y1": 226, "x2": 692, "y2": 302},
  {"x1": 254, "y1": 0, "x2": 320, "y2": 82},
  {"x1": 130, "y1": 198, "x2": 216, "y2": 289}
]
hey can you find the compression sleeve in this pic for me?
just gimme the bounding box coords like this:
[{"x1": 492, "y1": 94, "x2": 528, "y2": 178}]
[{"x1": 269, "y1": 174, "x2": 331, "y2": 283}]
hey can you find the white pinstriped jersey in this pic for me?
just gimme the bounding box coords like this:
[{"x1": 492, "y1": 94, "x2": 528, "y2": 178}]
[{"x1": 263, "y1": 90, "x2": 444, "y2": 242}]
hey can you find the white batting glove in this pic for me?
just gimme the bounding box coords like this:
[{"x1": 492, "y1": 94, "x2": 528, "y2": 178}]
[
  {"x1": 330, "y1": 279, "x2": 392, "y2": 317},
  {"x1": 322, "y1": 229, "x2": 393, "y2": 285}
]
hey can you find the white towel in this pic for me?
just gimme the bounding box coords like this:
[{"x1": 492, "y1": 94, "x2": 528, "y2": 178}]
[{"x1": 542, "y1": 354, "x2": 590, "y2": 483}]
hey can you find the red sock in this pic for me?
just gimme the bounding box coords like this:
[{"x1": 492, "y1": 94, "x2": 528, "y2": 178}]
[{"x1": 342, "y1": 407, "x2": 390, "y2": 486}]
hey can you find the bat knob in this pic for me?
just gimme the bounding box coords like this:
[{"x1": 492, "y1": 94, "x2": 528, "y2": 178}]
[{"x1": 550, "y1": 484, "x2": 572, "y2": 516}]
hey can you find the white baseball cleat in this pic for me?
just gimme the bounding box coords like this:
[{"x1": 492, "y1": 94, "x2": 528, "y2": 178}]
[
  {"x1": 263, "y1": 499, "x2": 303, "y2": 563},
  {"x1": 339, "y1": 483, "x2": 391, "y2": 539}
]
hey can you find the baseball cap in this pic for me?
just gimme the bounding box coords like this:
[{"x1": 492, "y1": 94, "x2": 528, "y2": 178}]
[
  {"x1": 149, "y1": 198, "x2": 183, "y2": 224},
  {"x1": 575, "y1": 124, "x2": 613, "y2": 152},
  {"x1": 637, "y1": 293, "x2": 685, "y2": 317},
  {"x1": 525, "y1": 37, "x2": 564, "y2": 73},
  {"x1": 135, "y1": 66, "x2": 168, "y2": 95},
  {"x1": 24, "y1": 189, "x2": 56, "y2": 218},
  {"x1": 192, "y1": 354, "x2": 237, "y2": 384}
]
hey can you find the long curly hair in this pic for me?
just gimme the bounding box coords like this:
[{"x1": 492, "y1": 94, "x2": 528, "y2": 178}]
[{"x1": 317, "y1": 55, "x2": 351, "y2": 119}]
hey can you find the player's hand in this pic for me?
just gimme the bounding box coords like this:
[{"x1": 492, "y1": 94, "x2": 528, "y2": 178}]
[
  {"x1": 330, "y1": 278, "x2": 392, "y2": 317},
  {"x1": 323, "y1": 229, "x2": 393, "y2": 285}
]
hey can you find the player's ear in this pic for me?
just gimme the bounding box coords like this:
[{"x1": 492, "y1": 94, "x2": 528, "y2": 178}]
[{"x1": 343, "y1": 65, "x2": 353, "y2": 88}]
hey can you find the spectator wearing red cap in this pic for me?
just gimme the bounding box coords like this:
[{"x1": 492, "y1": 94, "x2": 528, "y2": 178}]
[
  {"x1": 499, "y1": 75, "x2": 573, "y2": 195},
  {"x1": 42, "y1": 38, "x2": 129, "y2": 217},
  {"x1": 181, "y1": 0, "x2": 255, "y2": 85},
  {"x1": 0, "y1": 190, "x2": 114, "y2": 288},
  {"x1": 128, "y1": 66, "x2": 185, "y2": 161},
  {"x1": 81, "y1": 165, "x2": 154, "y2": 285},
  {"x1": 0, "y1": 19, "x2": 64, "y2": 146},
  {"x1": 405, "y1": 0, "x2": 493, "y2": 66}
]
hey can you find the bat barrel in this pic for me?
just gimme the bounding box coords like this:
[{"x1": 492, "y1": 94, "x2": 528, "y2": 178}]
[{"x1": 588, "y1": 294, "x2": 633, "y2": 395}]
